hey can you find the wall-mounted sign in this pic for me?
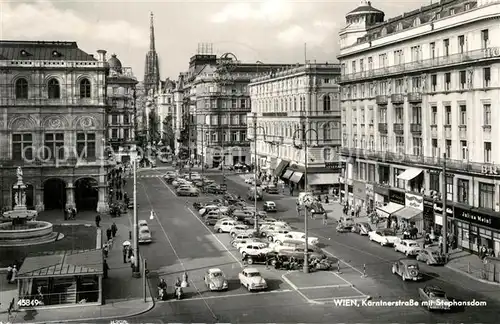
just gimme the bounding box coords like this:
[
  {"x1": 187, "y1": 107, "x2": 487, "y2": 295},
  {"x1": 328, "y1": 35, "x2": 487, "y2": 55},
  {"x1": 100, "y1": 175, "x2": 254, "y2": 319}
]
[
  {"x1": 325, "y1": 162, "x2": 344, "y2": 170},
  {"x1": 366, "y1": 184, "x2": 374, "y2": 197},
  {"x1": 405, "y1": 193, "x2": 423, "y2": 211},
  {"x1": 352, "y1": 180, "x2": 365, "y2": 199},
  {"x1": 454, "y1": 206, "x2": 500, "y2": 229},
  {"x1": 389, "y1": 190, "x2": 405, "y2": 205},
  {"x1": 482, "y1": 165, "x2": 498, "y2": 175}
]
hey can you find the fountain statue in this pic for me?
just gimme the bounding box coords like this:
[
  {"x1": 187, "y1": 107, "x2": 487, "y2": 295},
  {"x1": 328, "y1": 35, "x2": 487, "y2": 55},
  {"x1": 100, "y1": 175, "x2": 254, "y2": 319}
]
[{"x1": 0, "y1": 167, "x2": 58, "y2": 246}]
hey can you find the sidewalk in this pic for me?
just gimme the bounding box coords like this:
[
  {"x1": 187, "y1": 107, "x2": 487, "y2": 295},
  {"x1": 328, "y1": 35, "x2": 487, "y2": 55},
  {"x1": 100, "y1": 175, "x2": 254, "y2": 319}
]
[{"x1": 446, "y1": 249, "x2": 500, "y2": 286}]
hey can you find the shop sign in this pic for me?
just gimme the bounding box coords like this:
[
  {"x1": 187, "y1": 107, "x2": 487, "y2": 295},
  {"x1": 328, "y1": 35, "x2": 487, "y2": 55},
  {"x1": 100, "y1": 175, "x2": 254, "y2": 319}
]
[
  {"x1": 455, "y1": 206, "x2": 500, "y2": 229},
  {"x1": 405, "y1": 193, "x2": 423, "y2": 211},
  {"x1": 366, "y1": 184, "x2": 374, "y2": 197},
  {"x1": 433, "y1": 202, "x2": 453, "y2": 216},
  {"x1": 389, "y1": 190, "x2": 405, "y2": 205},
  {"x1": 325, "y1": 162, "x2": 343, "y2": 171},
  {"x1": 352, "y1": 180, "x2": 366, "y2": 198},
  {"x1": 423, "y1": 198, "x2": 434, "y2": 208},
  {"x1": 374, "y1": 185, "x2": 389, "y2": 196},
  {"x1": 482, "y1": 165, "x2": 498, "y2": 175}
]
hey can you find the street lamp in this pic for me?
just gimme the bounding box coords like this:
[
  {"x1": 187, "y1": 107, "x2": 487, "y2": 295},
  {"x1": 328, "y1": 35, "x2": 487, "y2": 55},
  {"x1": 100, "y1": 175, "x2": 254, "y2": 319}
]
[
  {"x1": 132, "y1": 159, "x2": 140, "y2": 277},
  {"x1": 248, "y1": 114, "x2": 266, "y2": 234},
  {"x1": 292, "y1": 125, "x2": 318, "y2": 274}
]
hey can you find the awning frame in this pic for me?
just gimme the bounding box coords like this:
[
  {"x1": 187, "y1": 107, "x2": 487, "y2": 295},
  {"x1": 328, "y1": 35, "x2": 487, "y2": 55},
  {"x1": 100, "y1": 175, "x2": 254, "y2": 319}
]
[
  {"x1": 376, "y1": 202, "x2": 404, "y2": 218},
  {"x1": 397, "y1": 168, "x2": 423, "y2": 181},
  {"x1": 282, "y1": 170, "x2": 294, "y2": 180},
  {"x1": 274, "y1": 160, "x2": 289, "y2": 177},
  {"x1": 290, "y1": 171, "x2": 304, "y2": 183},
  {"x1": 393, "y1": 206, "x2": 423, "y2": 220},
  {"x1": 307, "y1": 173, "x2": 340, "y2": 185}
]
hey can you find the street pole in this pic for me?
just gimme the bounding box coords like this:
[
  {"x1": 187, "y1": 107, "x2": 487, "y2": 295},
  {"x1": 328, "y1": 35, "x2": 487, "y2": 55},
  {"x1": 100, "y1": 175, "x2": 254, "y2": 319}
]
[
  {"x1": 442, "y1": 153, "x2": 448, "y2": 256},
  {"x1": 201, "y1": 123, "x2": 205, "y2": 178},
  {"x1": 303, "y1": 125, "x2": 309, "y2": 274},
  {"x1": 132, "y1": 159, "x2": 140, "y2": 277},
  {"x1": 143, "y1": 258, "x2": 147, "y2": 302},
  {"x1": 253, "y1": 117, "x2": 259, "y2": 233}
]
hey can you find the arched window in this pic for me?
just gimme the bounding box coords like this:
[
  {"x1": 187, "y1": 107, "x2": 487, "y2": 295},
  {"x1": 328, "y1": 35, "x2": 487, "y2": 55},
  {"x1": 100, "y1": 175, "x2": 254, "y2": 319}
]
[
  {"x1": 323, "y1": 123, "x2": 331, "y2": 140},
  {"x1": 15, "y1": 78, "x2": 28, "y2": 99},
  {"x1": 323, "y1": 95, "x2": 331, "y2": 111},
  {"x1": 48, "y1": 78, "x2": 60, "y2": 99},
  {"x1": 80, "y1": 78, "x2": 91, "y2": 98},
  {"x1": 293, "y1": 97, "x2": 297, "y2": 111}
]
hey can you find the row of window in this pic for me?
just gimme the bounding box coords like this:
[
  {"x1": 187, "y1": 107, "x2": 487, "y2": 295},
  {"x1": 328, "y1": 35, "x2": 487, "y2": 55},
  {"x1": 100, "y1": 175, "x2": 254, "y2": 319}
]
[
  {"x1": 109, "y1": 114, "x2": 132, "y2": 125},
  {"x1": 203, "y1": 130, "x2": 247, "y2": 143},
  {"x1": 203, "y1": 98, "x2": 249, "y2": 109},
  {"x1": 343, "y1": 29, "x2": 490, "y2": 75},
  {"x1": 201, "y1": 114, "x2": 248, "y2": 126},
  {"x1": 256, "y1": 142, "x2": 336, "y2": 162},
  {"x1": 15, "y1": 78, "x2": 92, "y2": 99},
  {"x1": 342, "y1": 66, "x2": 492, "y2": 99},
  {"x1": 109, "y1": 129, "x2": 131, "y2": 140},
  {"x1": 254, "y1": 95, "x2": 336, "y2": 113},
  {"x1": 256, "y1": 122, "x2": 337, "y2": 140},
  {"x1": 198, "y1": 83, "x2": 248, "y2": 96},
  {"x1": 12, "y1": 133, "x2": 96, "y2": 161}
]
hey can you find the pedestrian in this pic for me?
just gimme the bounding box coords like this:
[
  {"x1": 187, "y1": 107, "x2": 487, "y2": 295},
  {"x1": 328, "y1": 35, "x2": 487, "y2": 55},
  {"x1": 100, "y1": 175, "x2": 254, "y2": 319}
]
[
  {"x1": 6, "y1": 264, "x2": 12, "y2": 282},
  {"x1": 124, "y1": 193, "x2": 128, "y2": 202},
  {"x1": 103, "y1": 260, "x2": 109, "y2": 279},
  {"x1": 10, "y1": 265, "x2": 17, "y2": 283},
  {"x1": 122, "y1": 245, "x2": 128, "y2": 263},
  {"x1": 130, "y1": 253, "x2": 136, "y2": 268},
  {"x1": 106, "y1": 227, "x2": 112, "y2": 241},
  {"x1": 128, "y1": 247, "x2": 133, "y2": 262},
  {"x1": 323, "y1": 213, "x2": 328, "y2": 226},
  {"x1": 95, "y1": 214, "x2": 101, "y2": 227},
  {"x1": 64, "y1": 208, "x2": 68, "y2": 221},
  {"x1": 111, "y1": 222, "x2": 118, "y2": 238},
  {"x1": 115, "y1": 190, "x2": 119, "y2": 200},
  {"x1": 103, "y1": 243, "x2": 109, "y2": 258}
]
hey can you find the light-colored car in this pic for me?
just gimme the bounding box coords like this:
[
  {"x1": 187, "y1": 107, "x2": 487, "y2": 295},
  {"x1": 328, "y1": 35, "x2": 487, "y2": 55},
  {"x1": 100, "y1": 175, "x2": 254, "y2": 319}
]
[
  {"x1": 260, "y1": 221, "x2": 290, "y2": 231},
  {"x1": 273, "y1": 231, "x2": 319, "y2": 245},
  {"x1": 204, "y1": 268, "x2": 228, "y2": 291},
  {"x1": 238, "y1": 268, "x2": 267, "y2": 291},
  {"x1": 138, "y1": 227, "x2": 152, "y2": 243},
  {"x1": 394, "y1": 239, "x2": 422, "y2": 256},
  {"x1": 351, "y1": 222, "x2": 373, "y2": 235},
  {"x1": 339, "y1": 216, "x2": 355, "y2": 226},
  {"x1": 260, "y1": 225, "x2": 290, "y2": 238},
  {"x1": 368, "y1": 229, "x2": 399, "y2": 246},
  {"x1": 263, "y1": 201, "x2": 277, "y2": 212},
  {"x1": 138, "y1": 220, "x2": 148, "y2": 228},
  {"x1": 232, "y1": 238, "x2": 264, "y2": 249},
  {"x1": 267, "y1": 229, "x2": 293, "y2": 242},
  {"x1": 176, "y1": 186, "x2": 199, "y2": 197},
  {"x1": 214, "y1": 220, "x2": 241, "y2": 233},
  {"x1": 172, "y1": 178, "x2": 191, "y2": 188},
  {"x1": 230, "y1": 225, "x2": 254, "y2": 237},
  {"x1": 416, "y1": 248, "x2": 447, "y2": 265},
  {"x1": 418, "y1": 286, "x2": 451, "y2": 311},
  {"x1": 271, "y1": 239, "x2": 305, "y2": 253},
  {"x1": 239, "y1": 242, "x2": 272, "y2": 257}
]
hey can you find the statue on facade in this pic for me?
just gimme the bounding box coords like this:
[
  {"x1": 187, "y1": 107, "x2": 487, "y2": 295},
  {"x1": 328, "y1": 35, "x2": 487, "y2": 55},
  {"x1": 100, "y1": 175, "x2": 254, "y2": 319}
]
[
  {"x1": 421, "y1": 74, "x2": 427, "y2": 91},
  {"x1": 14, "y1": 194, "x2": 19, "y2": 207},
  {"x1": 467, "y1": 69, "x2": 474, "y2": 88},
  {"x1": 21, "y1": 192, "x2": 26, "y2": 206},
  {"x1": 16, "y1": 167, "x2": 23, "y2": 183}
]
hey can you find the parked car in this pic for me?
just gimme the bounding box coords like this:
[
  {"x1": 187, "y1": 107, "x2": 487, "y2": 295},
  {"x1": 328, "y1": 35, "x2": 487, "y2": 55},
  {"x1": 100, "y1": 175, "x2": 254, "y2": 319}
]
[
  {"x1": 138, "y1": 227, "x2": 152, "y2": 243},
  {"x1": 204, "y1": 268, "x2": 228, "y2": 291},
  {"x1": 308, "y1": 202, "x2": 326, "y2": 215},
  {"x1": 138, "y1": 220, "x2": 148, "y2": 228},
  {"x1": 336, "y1": 223, "x2": 354, "y2": 233},
  {"x1": 204, "y1": 215, "x2": 222, "y2": 226},
  {"x1": 280, "y1": 246, "x2": 326, "y2": 260},
  {"x1": 230, "y1": 224, "x2": 254, "y2": 237},
  {"x1": 392, "y1": 259, "x2": 422, "y2": 281},
  {"x1": 176, "y1": 186, "x2": 199, "y2": 197},
  {"x1": 267, "y1": 228, "x2": 292, "y2": 242},
  {"x1": 271, "y1": 239, "x2": 305, "y2": 253},
  {"x1": 265, "y1": 185, "x2": 280, "y2": 194},
  {"x1": 260, "y1": 225, "x2": 290, "y2": 238},
  {"x1": 238, "y1": 268, "x2": 267, "y2": 291},
  {"x1": 273, "y1": 231, "x2": 319, "y2": 246},
  {"x1": 351, "y1": 222, "x2": 373, "y2": 235},
  {"x1": 418, "y1": 285, "x2": 451, "y2": 311},
  {"x1": 394, "y1": 239, "x2": 422, "y2": 256},
  {"x1": 243, "y1": 251, "x2": 278, "y2": 265},
  {"x1": 368, "y1": 229, "x2": 399, "y2": 246},
  {"x1": 214, "y1": 220, "x2": 241, "y2": 233},
  {"x1": 416, "y1": 248, "x2": 447, "y2": 265},
  {"x1": 239, "y1": 242, "x2": 272, "y2": 257},
  {"x1": 263, "y1": 201, "x2": 277, "y2": 212},
  {"x1": 233, "y1": 238, "x2": 264, "y2": 250},
  {"x1": 204, "y1": 184, "x2": 225, "y2": 194}
]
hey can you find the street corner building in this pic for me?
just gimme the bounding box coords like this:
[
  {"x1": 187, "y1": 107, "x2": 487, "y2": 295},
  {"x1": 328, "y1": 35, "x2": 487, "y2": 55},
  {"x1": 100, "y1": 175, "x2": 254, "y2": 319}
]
[
  {"x1": 0, "y1": 40, "x2": 112, "y2": 213},
  {"x1": 338, "y1": 0, "x2": 500, "y2": 256},
  {"x1": 248, "y1": 63, "x2": 344, "y2": 193}
]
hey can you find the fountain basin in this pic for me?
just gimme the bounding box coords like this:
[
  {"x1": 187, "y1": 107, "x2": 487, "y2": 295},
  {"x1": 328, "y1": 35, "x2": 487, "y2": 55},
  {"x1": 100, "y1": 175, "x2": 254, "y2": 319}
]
[{"x1": 0, "y1": 221, "x2": 58, "y2": 246}]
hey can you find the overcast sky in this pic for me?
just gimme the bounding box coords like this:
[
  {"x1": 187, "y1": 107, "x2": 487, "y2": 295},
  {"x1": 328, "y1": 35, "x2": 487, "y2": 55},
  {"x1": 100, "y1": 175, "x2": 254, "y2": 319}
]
[{"x1": 1, "y1": 0, "x2": 428, "y2": 81}]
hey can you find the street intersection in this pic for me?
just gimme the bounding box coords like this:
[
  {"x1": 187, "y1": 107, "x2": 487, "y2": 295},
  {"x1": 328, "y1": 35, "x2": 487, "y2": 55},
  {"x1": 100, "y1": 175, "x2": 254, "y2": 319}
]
[{"x1": 122, "y1": 168, "x2": 500, "y2": 323}]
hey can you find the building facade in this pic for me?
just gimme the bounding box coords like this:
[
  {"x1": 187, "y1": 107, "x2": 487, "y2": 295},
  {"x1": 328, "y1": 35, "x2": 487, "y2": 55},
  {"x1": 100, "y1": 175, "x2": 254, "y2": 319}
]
[
  {"x1": 0, "y1": 41, "x2": 111, "y2": 213},
  {"x1": 106, "y1": 54, "x2": 138, "y2": 163},
  {"x1": 338, "y1": 0, "x2": 500, "y2": 255},
  {"x1": 143, "y1": 12, "x2": 160, "y2": 96},
  {"x1": 249, "y1": 64, "x2": 342, "y2": 192},
  {"x1": 156, "y1": 78, "x2": 176, "y2": 151}
]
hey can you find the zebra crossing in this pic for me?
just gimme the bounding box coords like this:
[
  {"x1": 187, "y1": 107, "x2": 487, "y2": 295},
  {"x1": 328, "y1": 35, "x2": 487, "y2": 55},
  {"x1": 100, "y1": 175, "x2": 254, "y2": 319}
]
[{"x1": 123, "y1": 174, "x2": 162, "y2": 179}]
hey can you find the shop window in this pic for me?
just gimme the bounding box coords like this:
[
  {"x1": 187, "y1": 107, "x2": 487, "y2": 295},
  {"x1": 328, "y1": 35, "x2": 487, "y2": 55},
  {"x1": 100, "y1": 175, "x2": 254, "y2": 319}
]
[
  {"x1": 479, "y1": 182, "x2": 495, "y2": 209},
  {"x1": 446, "y1": 175, "x2": 453, "y2": 201},
  {"x1": 368, "y1": 164, "x2": 375, "y2": 182},
  {"x1": 429, "y1": 173, "x2": 440, "y2": 192},
  {"x1": 394, "y1": 168, "x2": 405, "y2": 189},
  {"x1": 457, "y1": 179, "x2": 469, "y2": 204}
]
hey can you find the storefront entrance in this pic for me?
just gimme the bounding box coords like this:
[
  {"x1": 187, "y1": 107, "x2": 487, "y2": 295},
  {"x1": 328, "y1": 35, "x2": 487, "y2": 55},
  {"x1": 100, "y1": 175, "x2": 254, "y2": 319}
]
[
  {"x1": 75, "y1": 178, "x2": 98, "y2": 211},
  {"x1": 43, "y1": 179, "x2": 66, "y2": 210}
]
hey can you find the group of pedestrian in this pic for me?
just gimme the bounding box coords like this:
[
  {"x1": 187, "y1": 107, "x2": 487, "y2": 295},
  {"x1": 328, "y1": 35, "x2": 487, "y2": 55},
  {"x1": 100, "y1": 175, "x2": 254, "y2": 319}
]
[
  {"x1": 122, "y1": 244, "x2": 134, "y2": 264},
  {"x1": 64, "y1": 207, "x2": 77, "y2": 220},
  {"x1": 6, "y1": 264, "x2": 18, "y2": 284},
  {"x1": 479, "y1": 244, "x2": 495, "y2": 260}
]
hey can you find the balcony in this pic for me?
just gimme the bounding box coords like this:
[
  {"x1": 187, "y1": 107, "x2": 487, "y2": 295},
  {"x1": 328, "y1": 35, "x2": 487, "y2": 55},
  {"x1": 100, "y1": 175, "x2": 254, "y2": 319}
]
[
  {"x1": 288, "y1": 110, "x2": 340, "y2": 117},
  {"x1": 407, "y1": 92, "x2": 422, "y2": 103},
  {"x1": 375, "y1": 95, "x2": 388, "y2": 105},
  {"x1": 444, "y1": 125, "x2": 452, "y2": 139},
  {"x1": 393, "y1": 123, "x2": 404, "y2": 134},
  {"x1": 483, "y1": 125, "x2": 492, "y2": 140},
  {"x1": 378, "y1": 123, "x2": 388, "y2": 133},
  {"x1": 459, "y1": 125, "x2": 467, "y2": 140},
  {"x1": 431, "y1": 125, "x2": 438, "y2": 138},
  {"x1": 262, "y1": 112, "x2": 287, "y2": 117},
  {"x1": 410, "y1": 123, "x2": 422, "y2": 134},
  {"x1": 339, "y1": 147, "x2": 499, "y2": 175},
  {"x1": 339, "y1": 47, "x2": 500, "y2": 83},
  {"x1": 391, "y1": 94, "x2": 404, "y2": 104}
]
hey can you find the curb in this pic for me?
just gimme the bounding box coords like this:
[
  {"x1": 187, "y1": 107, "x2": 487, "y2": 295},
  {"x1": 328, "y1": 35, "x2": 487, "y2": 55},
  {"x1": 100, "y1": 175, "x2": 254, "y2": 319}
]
[{"x1": 445, "y1": 264, "x2": 500, "y2": 286}]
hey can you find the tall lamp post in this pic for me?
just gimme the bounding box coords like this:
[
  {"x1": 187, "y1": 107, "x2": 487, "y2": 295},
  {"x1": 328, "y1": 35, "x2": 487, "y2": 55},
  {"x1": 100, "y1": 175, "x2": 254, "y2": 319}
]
[
  {"x1": 249, "y1": 113, "x2": 266, "y2": 234},
  {"x1": 132, "y1": 159, "x2": 140, "y2": 277},
  {"x1": 292, "y1": 125, "x2": 318, "y2": 274}
]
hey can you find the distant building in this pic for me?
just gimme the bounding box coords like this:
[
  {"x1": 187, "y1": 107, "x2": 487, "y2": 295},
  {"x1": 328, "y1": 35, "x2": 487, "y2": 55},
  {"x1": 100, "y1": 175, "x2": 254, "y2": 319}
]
[
  {"x1": 249, "y1": 63, "x2": 342, "y2": 192},
  {"x1": 0, "y1": 40, "x2": 111, "y2": 212},
  {"x1": 106, "y1": 54, "x2": 139, "y2": 163},
  {"x1": 156, "y1": 78, "x2": 176, "y2": 150},
  {"x1": 143, "y1": 12, "x2": 160, "y2": 96},
  {"x1": 338, "y1": 0, "x2": 500, "y2": 254}
]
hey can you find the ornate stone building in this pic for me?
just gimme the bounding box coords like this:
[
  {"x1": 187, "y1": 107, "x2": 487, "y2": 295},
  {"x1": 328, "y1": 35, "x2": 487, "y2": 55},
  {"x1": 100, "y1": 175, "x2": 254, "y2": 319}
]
[
  {"x1": 0, "y1": 41, "x2": 110, "y2": 212},
  {"x1": 143, "y1": 12, "x2": 160, "y2": 96}
]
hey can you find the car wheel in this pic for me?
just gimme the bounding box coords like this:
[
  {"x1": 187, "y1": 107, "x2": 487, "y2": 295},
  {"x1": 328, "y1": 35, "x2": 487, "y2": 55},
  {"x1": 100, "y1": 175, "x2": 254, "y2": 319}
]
[
  {"x1": 247, "y1": 258, "x2": 253, "y2": 265},
  {"x1": 392, "y1": 266, "x2": 396, "y2": 274},
  {"x1": 394, "y1": 247, "x2": 398, "y2": 252},
  {"x1": 369, "y1": 237, "x2": 373, "y2": 241},
  {"x1": 275, "y1": 240, "x2": 281, "y2": 245},
  {"x1": 405, "y1": 251, "x2": 409, "y2": 257},
  {"x1": 267, "y1": 236, "x2": 273, "y2": 242},
  {"x1": 249, "y1": 234, "x2": 253, "y2": 238},
  {"x1": 261, "y1": 232, "x2": 267, "y2": 237},
  {"x1": 247, "y1": 284, "x2": 252, "y2": 292},
  {"x1": 380, "y1": 241, "x2": 384, "y2": 246},
  {"x1": 218, "y1": 229, "x2": 223, "y2": 233},
  {"x1": 402, "y1": 274, "x2": 406, "y2": 281},
  {"x1": 426, "y1": 259, "x2": 431, "y2": 265}
]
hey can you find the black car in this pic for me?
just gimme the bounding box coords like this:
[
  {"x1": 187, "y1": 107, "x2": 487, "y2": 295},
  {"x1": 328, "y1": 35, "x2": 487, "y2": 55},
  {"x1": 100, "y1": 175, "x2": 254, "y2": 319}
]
[
  {"x1": 308, "y1": 202, "x2": 326, "y2": 215},
  {"x1": 204, "y1": 184, "x2": 224, "y2": 194},
  {"x1": 244, "y1": 252, "x2": 278, "y2": 265},
  {"x1": 265, "y1": 185, "x2": 280, "y2": 194}
]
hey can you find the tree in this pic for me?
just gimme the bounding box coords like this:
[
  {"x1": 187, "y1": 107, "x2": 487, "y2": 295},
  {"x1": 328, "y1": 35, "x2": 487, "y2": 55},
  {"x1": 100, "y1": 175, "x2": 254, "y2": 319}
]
[
  {"x1": 162, "y1": 115, "x2": 175, "y2": 150},
  {"x1": 148, "y1": 109, "x2": 161, "y2": 145}
]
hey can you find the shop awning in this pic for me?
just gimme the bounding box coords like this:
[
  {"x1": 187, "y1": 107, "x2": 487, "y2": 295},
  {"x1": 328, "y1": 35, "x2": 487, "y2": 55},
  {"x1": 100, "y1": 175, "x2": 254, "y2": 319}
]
[
  {"x1": 290, "y1": 171, "x2": 304, "y2": 183},
  {"x1": 397, "y1": 168, "x2": 423, "y2": 181},
  {"x1": 282, "y1": 169, "x2": 294, "y2": 180},
  {"x1": 377, "y1": 202, "x2": 404, "y2": 218},
  {"x1": 274, "y1": 160, "x2": 289, "y2": 177},
  {"x1": 393, "y1": 207, "x2": 423, "y2": 220},
  {"x1": 308, "y1": 173, "x2": 339, "y2": 185}
]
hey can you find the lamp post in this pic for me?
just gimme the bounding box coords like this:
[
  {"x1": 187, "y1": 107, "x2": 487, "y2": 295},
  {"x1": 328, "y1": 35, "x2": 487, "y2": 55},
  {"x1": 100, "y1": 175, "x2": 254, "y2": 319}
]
[
  {"x1": 292, "y1": 125, "x2": 318, "y2": 274},
  {"x1": 249, "y1": 113, "x2": 266, "y2": 234},
  {"x1": 132, "y1": 159, "x2": 140, "y2": 277}
]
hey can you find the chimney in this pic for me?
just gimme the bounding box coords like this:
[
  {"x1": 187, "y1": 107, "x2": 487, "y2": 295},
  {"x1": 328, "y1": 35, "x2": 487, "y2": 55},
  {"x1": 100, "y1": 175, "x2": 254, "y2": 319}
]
[{"x1": 97, "y1": 49, "x2": 107, "y2": 62}]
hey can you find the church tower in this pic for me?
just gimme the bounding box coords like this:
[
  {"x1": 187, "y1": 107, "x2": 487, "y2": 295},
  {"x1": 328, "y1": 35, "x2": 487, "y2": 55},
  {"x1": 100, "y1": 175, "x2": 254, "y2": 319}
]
[{"x1": 144, "y1": 12, "x2": 160, "y2": 95}]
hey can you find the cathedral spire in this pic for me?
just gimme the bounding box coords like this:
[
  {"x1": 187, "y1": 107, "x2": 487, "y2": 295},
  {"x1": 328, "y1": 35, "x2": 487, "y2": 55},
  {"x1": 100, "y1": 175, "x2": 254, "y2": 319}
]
[
  {"x1": 144, "y1": 11, "x2": 160, "y2": 95},
  {"x1": 149, "y1": 12, "x2": 155, "y2": 52}
]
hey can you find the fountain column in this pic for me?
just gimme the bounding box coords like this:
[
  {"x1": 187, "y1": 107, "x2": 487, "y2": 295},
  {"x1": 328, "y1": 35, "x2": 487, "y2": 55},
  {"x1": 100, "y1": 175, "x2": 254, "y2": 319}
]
[
  {"x1": 96, "y1": 166, "x2": 109, "y2": 213},
  {"x1": 35, "y1": 185, "x2": 44, "y2": 212},
  {"x1": 65, "y1": 183, "x2": 75, "y2": 210}
]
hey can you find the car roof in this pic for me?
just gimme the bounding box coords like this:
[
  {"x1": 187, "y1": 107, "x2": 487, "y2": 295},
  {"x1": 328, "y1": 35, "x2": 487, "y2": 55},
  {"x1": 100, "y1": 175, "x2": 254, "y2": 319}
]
[
  {"x1": 401, "y1": 240, "x2": 419, "y2": 244},
  {"x1": 399, "y1": 259, "x2": 418, "y2": 265},
  {"x1": 139, "y1": 220, "x2": 147, "y2": 224},
  {"x1": 244, "y1": 267, "x2": 260, "y2": 273},
  {"x1": 208, "y1": 268, "x2": 222, "y2": 273},
  {"x1": 424, "y1": 285, "x2": 445, "y2": 293}
]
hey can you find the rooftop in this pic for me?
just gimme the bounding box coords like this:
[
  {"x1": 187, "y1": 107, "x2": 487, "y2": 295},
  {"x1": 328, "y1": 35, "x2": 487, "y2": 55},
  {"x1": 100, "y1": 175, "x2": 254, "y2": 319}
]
[
  {"x1": 250, "y1": 63, "x2": 341, "y2": 83},
  {"x1": 0, "y1": 40, "x2": 97, "y2": 61}
]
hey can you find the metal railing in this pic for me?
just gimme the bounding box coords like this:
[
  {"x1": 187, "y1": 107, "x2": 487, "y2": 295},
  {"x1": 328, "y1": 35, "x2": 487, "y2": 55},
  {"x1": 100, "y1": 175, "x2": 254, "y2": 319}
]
[
  {"x1": 340, "y1": 47, "x2": 500, "y2": 83},
  {"x1": 339, "y1": 147, "x2": 500, "y2": 174}
]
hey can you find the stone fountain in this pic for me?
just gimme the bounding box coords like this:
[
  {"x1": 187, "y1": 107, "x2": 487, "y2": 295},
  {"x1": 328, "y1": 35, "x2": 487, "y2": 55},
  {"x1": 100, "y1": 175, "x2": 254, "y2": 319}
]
[{"x1": 0, "y1": 167, "x2": 58, "y2": 246}]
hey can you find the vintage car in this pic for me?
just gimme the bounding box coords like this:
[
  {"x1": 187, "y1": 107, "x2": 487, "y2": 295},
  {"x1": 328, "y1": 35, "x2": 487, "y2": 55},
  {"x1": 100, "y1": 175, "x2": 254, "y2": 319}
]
[
  {"x1": 336, "y1": 223, "x2": 354, "y2": 233},
  {"x1": 204, "y1": 184, "x2": 225, "y2": 194},
  {"x1": 204, "y1": 268, "x2": 228, "y2": 291},
  {"x1": 138, "y1": 227, "x2": 152, "y2": 244},
  {"x1": 263, "y1": 201, "x2": 277, "y2": 212},
  {"x1": 392, "y1": 259, "x2": 422, "y2": 281},
  {"x1": 138, "y1": 220, "x2": 148, "y2": 228},
  {"x1": 233, "y1": 238, "x2": 264, "y2": 250},
  {"x1": 351, "y1": 222, "x2": 373, "y2": 235},
  {"x1": 176, "y1": 186, "x2": 199, "y2": 197},
  {"x1": 204, "y1": 215, "x2": 222, "y2": 226},
  {"x1": 418, "y1": 285, "x2": 451, "y2": 311},
  {"x1": 368, "y1": 229, "x2": 399, "y2": 246},
  {"x1": 339, "y1": 216, "x2": 355, "y2": 226},
  {"x1": 394, "y1": 239, "x2": 422, "y2": 256},
  {"x1": 229, "y1": 225, "x2": 254, "y2": 238},
  {"x1": 238, "y1": 268, "x2": 267, "y2": 291},
  {"x1": 308, "y1": 202, "x2": 326, "y2": 215},
  {"x1": 243, "y1": 251, "x2": 278, "y2": 265},
  {"x1": 280, "y1": 246, "x2": 326, "y2": 260},
  {"x1": 416, "y1": 248, "x2": 447, "y2": 265},
  {"x1": 265, "y1": 185, "x2": 280, "y2": 194},
  {"x1": 273, "y1": 231, "x2": 319, "y2": 246}
]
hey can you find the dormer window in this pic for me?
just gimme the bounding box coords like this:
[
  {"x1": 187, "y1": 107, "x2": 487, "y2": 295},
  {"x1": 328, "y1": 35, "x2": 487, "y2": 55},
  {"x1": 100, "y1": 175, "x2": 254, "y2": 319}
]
[
  {"x1": 381, "y1": 27, "x2": 387, "y2": 36},
  {"x1": 52, "y1": 50, "x2": 62, "y2": 57},
  {"x1": 396, "y1": 22, "x2": 403, "y2": 31},
  {"x1": 413, "y1": 17, "x2": 421, "y2": 27},
  {"x1": 450, "y1": 8, "x2": 455, "y2": 15},
  {"x1": 465, "y1": 3, "x2": 471, "y2": 10}
]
